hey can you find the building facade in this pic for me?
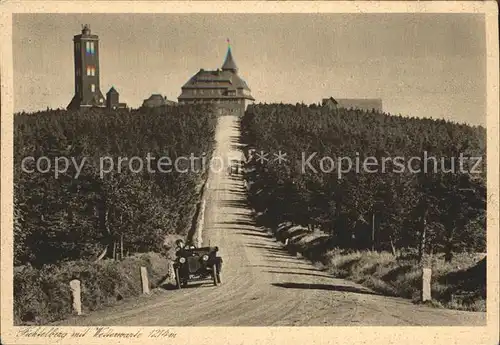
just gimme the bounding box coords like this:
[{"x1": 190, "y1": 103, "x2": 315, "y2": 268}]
[
  {"x1": 106, "y1": 87, "x2": 127, "y2": 110},
  {"x1": 67, "y1": 25, "x2": 106, "y2": 110},
  {"x1": 142, "y1": 94, "x2": 177, "y2": 108},
  {"x1": 322, "y1": 97, "x2": 383, "y2": 113},
  {"x1": 178, "y1": 45, "x2": 255, "y2": 116}
]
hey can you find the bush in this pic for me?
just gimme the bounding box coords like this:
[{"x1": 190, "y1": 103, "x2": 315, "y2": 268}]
[{"x1": 14, "y1": 252, "x2": 171, "y2": 325}]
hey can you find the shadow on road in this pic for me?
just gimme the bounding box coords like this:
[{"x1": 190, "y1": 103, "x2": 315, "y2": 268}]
[
  {"x1": 264, "y1": 270, "x2": 333, "y2": 279},
  {"x1": 272, "y1": 282, "x2": 380, "y2": 296},
  {"x1": 225, "y1": 175, "x2": 243, "y2": 182},
  {"x1": 227, "y1": 188, "x2": 247, "y2": 194},
  {"x1": 160, "y1": 282, "x2": 209, "y2": 290},
  {"x1": 217, "y1": 220, "x2": 257, "y2": 227},
  {"x1": 219, "y1": 199, "x2": 249, "y2": 208},
  {"x1": 212, "y1": 188, "x2": 246, "y2": 194},
  {"x1": 238, "y1": 232, "x2": 274, "y2": 239},
  {"x1": 246, "y1": 264, "x2": 327, "y2": 272},
  {"x1": 246, "y1": 244, "x2": 287, "y2": 251},
  {"x1": 263, "y1": 254, "x2": 300, "y2": 260},
  {"x1": 246, "y1": 245, "x2": 293, "y2": 256},
  {"x1": 262, "y1": 256, "x2": 315, "y2": 265},
  {"x1": 228, "y1": 212, "x2": 254, "y2": 219}
]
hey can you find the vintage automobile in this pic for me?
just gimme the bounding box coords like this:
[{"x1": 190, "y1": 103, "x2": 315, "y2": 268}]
[
  {"x1": 173, "y1": 246, "x2": 223, "y2": 288},
  {"x1": 227, "y1": 159, "x2": 240, "y2": 176}
]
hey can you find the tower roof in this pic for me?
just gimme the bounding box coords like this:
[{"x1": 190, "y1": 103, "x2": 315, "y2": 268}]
[
  {"x1": 82, "y1": 24, "x2": 91, "y2": 35},
  {"x1": 221, "y1": 46, "x2": 237, "y2": 72}
]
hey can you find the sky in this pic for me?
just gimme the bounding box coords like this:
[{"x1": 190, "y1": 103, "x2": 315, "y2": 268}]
[{"x1": 13, "y1": 13, "x2": 486, "y2": 125}]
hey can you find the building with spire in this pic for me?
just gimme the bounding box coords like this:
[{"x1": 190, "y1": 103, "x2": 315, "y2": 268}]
[{"x1": 178, "y1": 42, "x2": 255, "y2": 116}]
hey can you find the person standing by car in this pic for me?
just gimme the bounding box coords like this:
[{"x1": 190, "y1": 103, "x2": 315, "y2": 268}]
[
  {"x1": 175, "y1": 239, "x2": 187, "y2": 256},
  {"x1": 175, "y1": 239, "x2": 185, "y2": 249}
]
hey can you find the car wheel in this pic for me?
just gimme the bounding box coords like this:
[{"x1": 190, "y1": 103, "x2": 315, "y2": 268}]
[
  {"x1": 212, "y1": 264, "x2": 219, "y2": 286},
  {"x1": 175, "y1": 268, "x2": 182, "y2": 289}
]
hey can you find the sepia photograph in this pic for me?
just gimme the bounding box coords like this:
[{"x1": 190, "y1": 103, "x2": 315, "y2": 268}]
[{"x1": 1, "y1": 1, "x2": 499, "y2": 345}]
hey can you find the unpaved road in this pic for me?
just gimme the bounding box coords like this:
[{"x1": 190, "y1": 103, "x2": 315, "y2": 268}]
[{"x1": 56, "y1": 115, "x2": 486, "y2": 326}]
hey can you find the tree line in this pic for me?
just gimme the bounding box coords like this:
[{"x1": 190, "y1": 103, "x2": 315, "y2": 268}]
[
  {"x1": 241, "y1": 103, "x2": 486, "y2": 261},
  {"x1": 14, "y1": 105, "x2": 217, "y2": 267}
]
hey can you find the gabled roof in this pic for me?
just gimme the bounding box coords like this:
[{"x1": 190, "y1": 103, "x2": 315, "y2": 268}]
[
  {"x1": 221, "y1": 47, "x2": 237, "y2": 72},
  {"x1": 142, "y1": 94, "x2": 168, "y2": 107},
  {"x1": 181, "y1": 69, "x2": 251, "y2": 91},
  {"x1": 178, "y1": 45, "x2": 254, "y2": 101},
  {"x1": 148, "y1": 94, "x2": 164, "y2": 99},
  {"x1": 107, "y1": 86, "x2": 118, "y2": 94},
  {"x1": 322, "y1": 97, "x2": 338, "y2": 105}
]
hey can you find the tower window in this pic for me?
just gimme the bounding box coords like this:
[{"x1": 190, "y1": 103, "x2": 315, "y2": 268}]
[
  {"x1": 86, "y1": 41, "x2": 95, "y2": 55},
  {"x1": 91, "y1": 84, "x2": 95, "y2": 92},
  {"x1": 86, "y1": 66, "x2": 96, "y2": 76}
]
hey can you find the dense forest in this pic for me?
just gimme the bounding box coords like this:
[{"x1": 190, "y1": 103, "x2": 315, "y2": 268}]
[
  {"x1": 14, "y1": 105, "x2": 217, "y2": 267},
  {"x1": 241, "y1": 104, "x2": 486, "y2": 261}
]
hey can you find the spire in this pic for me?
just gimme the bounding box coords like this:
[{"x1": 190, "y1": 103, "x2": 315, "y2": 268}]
[{"x1": 221, "y1": 39, "x2": 238, "y2": 72}]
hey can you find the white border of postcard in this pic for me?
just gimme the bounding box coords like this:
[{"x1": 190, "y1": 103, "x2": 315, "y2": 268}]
[{"x1": 1, "y1": 1, "x2": 499, "y2": 345}]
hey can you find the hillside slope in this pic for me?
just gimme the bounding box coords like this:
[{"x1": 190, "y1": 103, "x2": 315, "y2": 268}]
[{"x1": 54, "y1": 115, "x2": 486, "y2": 327}]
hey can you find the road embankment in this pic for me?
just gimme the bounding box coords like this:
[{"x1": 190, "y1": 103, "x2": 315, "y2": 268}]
[{"x1": 263, "y1": 221, "x2": 486, "y2": 312}]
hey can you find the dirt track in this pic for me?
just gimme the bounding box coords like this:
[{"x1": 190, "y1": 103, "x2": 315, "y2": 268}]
[{"x1": 56, "y1": 115, "x2": 486, "y2": 326}]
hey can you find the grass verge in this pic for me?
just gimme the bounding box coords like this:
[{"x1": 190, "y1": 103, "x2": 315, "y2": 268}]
[
  {"x1": 14, "y1": 252, "x2": 172, "y2": 325},
  {"x1": 272, "y1": 222, "x2": 486, "y2": 312}
]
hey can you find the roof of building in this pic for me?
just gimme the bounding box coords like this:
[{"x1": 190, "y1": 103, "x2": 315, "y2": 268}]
[
  {"x1": 182, "y1": 69, "x2": 250, "y2": 90},
  {"x1": 336, "y1": 98, "x2": 383, "y2": 111},
  {"x1": 178, "y1": 46, "x2": 254, "y2": 101},
  {"x1": 142, "y1": 94, "x2": 177, "y2": 107},
  {"x1": 145, "y1": 94, "x2": 165, "y2": 100},
  {"x1": 221, "y1": 47, "x2": 237, "y2": 72},
  {"x1": 178, "y1": 72, "x2": 254, "y2": 101},
  {"x1": 107, "y1": 86, "x2": 118, "y2": 94},
  {"x1": 322, "y1": 97, "x2": 338, "y2": 105},
  {"x1": 74, "y1": 24, "x2": 98, "y2": 40},
  {"x1": 323, "y1": 97, "x2": 383, "y2": 112},
  {"x1": 82, "y1": 24, "x2": 91, "y2": 35}
]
